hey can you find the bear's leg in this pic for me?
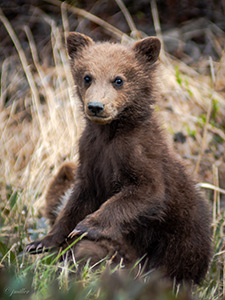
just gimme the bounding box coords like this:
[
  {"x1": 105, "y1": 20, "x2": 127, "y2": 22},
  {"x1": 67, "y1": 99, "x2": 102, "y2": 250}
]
[
  {"x1": 72, "y1": 239, "x2": 137, "y2": 268},
  {"x1": 162, "y1": 232, "x2": 211, "y2": 284}
]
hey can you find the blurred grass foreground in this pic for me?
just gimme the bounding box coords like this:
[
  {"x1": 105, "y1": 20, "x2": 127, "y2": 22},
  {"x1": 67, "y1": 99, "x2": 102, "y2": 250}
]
[{"x1": 0, "y1": 0, "x2": 225, "y2": 299}]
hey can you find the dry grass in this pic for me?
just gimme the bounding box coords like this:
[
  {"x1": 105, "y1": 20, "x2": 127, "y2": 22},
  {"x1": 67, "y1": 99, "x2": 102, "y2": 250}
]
[
  {"x1": 0, "y1": 6, "x2": 83, "y2": 213},
  {"x1": 0, "y1": 1, "x2": 225, "y2": 299}
]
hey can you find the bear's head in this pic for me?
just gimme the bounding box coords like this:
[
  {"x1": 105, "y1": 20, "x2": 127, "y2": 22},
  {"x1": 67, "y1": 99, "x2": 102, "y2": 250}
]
[{"x1": 67, "y1": 33, "x2": 161, "y2": 125}]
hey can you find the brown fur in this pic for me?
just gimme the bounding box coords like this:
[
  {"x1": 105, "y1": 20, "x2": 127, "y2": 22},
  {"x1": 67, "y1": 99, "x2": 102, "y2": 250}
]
[
  {"x1": 26, "y1": 33, "x2": 212, "y2": 284},
  {"x1": 45, "y1": 162, "x2": 77, "y2": 226}
]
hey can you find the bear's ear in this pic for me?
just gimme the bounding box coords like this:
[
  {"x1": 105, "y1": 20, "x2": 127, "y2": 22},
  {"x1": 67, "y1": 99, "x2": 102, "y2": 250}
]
[
  {"x1": 132, "y1": 37, "x2": 161, "y2": 64},
  {"x1": 67, "y1": 32, "x2": 93, "y2": 58}
]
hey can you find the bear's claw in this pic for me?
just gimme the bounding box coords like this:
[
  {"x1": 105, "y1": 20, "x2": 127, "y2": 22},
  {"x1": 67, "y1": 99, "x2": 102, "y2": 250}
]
[
  {"x1": 68, "y1": 229, "x2": 81, "y2": 239},
  {"x1": 25, "y1": 241, "x2": 49, "y2": 254}
]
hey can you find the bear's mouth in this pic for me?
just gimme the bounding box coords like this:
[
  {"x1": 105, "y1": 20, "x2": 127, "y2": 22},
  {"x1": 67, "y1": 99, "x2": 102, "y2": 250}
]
[
  {"x1": 87, "y1": 114, "x2": 113, "y2": 125},
  {"x1": 85, "y1": 104, "x2": 118, "y2": 125}
]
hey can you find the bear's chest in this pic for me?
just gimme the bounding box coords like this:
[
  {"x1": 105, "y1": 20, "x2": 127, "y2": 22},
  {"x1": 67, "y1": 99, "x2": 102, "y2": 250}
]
[{"x1": 79, "y1": 131, "x2": 125, "y2": 199}]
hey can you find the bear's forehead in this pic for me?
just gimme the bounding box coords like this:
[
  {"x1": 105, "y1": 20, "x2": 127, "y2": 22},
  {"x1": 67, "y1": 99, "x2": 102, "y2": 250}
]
[{"x1": 79, "y1": 43, "x2": 136, "y2": 75}]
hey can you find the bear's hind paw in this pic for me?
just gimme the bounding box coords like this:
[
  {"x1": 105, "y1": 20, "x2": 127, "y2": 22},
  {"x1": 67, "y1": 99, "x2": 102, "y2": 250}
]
[{"x1": 25, "y1": 239, "x2": 53, "y2": 255}]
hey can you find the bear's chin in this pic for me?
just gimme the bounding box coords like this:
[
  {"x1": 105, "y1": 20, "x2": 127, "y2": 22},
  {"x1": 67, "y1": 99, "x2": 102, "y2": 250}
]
[{"x1": 87, "y1": 115, "x2": 113, "y2": 125}]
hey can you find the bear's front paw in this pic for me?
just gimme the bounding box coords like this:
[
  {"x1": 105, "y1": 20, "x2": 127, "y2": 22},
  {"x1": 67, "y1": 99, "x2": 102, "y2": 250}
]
[{"x1": 68, "y1": 221, "x2": 101, "y2": 241}]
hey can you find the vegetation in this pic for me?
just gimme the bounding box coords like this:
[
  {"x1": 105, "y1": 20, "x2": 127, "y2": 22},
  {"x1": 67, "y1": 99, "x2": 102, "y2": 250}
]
[{"x1": 0, "y1": 1, "x2": 225, "y2": 299}]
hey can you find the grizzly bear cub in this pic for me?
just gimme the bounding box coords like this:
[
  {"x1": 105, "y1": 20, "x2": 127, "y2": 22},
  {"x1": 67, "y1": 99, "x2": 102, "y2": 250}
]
[
  {"x1": 45, "y1": 162, "x2": 77, "y2": 226},
  {"x1": 26, "y1": 32, "x2": 212, "y2": 284}
]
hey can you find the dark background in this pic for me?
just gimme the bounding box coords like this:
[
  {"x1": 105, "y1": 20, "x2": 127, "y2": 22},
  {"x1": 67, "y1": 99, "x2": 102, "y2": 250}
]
[{"x1": 1, "y1": 0, "x2": 225, "y2": 65}]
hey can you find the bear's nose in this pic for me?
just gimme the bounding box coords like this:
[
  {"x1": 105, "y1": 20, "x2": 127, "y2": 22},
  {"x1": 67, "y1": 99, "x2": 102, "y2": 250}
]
[{"x1": 87, "y1": 102, "x2": 104, "y2": 114}]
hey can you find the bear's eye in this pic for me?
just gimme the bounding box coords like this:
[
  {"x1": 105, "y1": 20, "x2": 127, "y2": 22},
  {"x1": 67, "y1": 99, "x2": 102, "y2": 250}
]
[
  {"x1": 84, "y1": 75, "x2": 92, "y2": 85},
  {"x1": 113, "y1": 76, "x2": 123, "y2": 88}
]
